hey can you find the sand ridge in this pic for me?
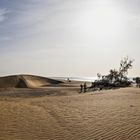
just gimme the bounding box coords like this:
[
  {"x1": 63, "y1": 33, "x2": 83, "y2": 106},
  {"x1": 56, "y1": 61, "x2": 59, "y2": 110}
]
[{"x1": 0, "y1": 74, "x2": 63, "y2": 88}]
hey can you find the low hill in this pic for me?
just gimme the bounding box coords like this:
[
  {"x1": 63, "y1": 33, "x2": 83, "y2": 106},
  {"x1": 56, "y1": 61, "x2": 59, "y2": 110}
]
[{"x1": 0, "y1": 75, "x2": 63, "y2": 88}]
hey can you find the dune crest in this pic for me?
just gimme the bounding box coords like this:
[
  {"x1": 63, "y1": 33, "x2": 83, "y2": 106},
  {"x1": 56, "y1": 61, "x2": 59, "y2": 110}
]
[{"x1": 0, "y1": 75, "x2": 63, "y2": 88}]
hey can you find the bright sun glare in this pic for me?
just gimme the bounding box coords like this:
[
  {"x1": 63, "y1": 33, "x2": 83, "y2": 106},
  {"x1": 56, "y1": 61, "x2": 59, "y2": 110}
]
[{"x1": 79, "y1": 0, "x2": 124, "y2": 42}]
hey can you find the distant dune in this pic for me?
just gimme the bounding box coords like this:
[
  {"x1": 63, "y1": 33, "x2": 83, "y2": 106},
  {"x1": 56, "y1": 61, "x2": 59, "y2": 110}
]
[{"x1": 0, "y1": 75, "x2": 63, "y2": 88}]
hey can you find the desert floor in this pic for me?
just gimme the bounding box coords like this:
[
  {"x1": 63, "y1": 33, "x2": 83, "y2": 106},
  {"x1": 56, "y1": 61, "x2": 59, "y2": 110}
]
[{"x1": 0, "y1": 87, "x2": 140, "y2": 140}]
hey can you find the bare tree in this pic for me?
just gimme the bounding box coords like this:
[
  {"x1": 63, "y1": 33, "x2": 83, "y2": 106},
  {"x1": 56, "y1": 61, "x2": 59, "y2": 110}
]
[
  {"x1": 95, "y1": 56, "x2": 134, "y2": 88},
  {"x1": 119, "y1": 56, "x2": 134, "y2": 80}
]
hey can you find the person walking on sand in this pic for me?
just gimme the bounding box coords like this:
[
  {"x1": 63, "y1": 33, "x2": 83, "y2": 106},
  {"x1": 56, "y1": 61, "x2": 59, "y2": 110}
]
[
  {"x1": 80, "y1": 84, "x2": 83, "y2": 93},
  {"x1": 84, "y1": 82, "x2": 87, "y2": 93},
  {"x1": 91, "y1": 82, "x2": 95, "y2": 91}
]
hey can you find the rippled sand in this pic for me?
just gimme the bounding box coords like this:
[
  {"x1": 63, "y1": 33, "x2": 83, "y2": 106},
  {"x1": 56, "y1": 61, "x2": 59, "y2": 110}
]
[{"x1": 0, "y1": 87, "x2": 140, "y2": 140}]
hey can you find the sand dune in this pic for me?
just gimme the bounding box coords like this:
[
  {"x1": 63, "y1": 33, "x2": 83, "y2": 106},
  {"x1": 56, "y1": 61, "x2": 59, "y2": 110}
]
[
  {"x1": 0, "y1": 87, "x2": 140, "y2": 140},
  {"x1": 0, "y1": 75, "x2": 63, "y2": 88}
]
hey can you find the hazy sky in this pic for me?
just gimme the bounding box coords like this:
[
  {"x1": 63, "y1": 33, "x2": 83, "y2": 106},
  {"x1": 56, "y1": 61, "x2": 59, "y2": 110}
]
[{"x1": 0, "y1": 0, "x2": 140, "y2": 77}]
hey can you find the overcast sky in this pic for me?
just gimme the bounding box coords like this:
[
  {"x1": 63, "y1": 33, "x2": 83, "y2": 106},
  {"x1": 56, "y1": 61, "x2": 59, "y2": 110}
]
[{"x1": 0, "y1": 0, "x2": 140, "y2": 77}]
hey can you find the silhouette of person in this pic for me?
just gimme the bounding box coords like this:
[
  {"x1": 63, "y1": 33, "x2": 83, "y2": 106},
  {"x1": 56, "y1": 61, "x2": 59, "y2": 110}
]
[
  {"x1": 80, "y1": 84, "x2": 83, "y2": 93},
  {"x1": 67, "y1": 78, "x2": 70, "y2": 82},
  {"x1": 91, "y1": 82, "x2": 94, "y2": 88},
  {"x1": 84, "y1": 82, "x2": 87, "y2": 93},
  {"x1": 91, "y1": 82, "x2": 95, "y2": 91}
]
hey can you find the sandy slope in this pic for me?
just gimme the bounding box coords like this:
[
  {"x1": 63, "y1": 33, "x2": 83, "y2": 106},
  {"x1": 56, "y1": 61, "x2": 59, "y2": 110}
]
[
  {"x1": 0, "y1": 75, "x2": 63, "y2": 88},
  {"x1": 0, "y1": 87, "x2": 140, "y2": 140}
]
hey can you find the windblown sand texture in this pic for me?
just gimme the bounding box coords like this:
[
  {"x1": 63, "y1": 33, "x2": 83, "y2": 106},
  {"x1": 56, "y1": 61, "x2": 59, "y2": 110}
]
[{"x1": 0, "y1": 75, "x2": 140, "y2": 140}]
